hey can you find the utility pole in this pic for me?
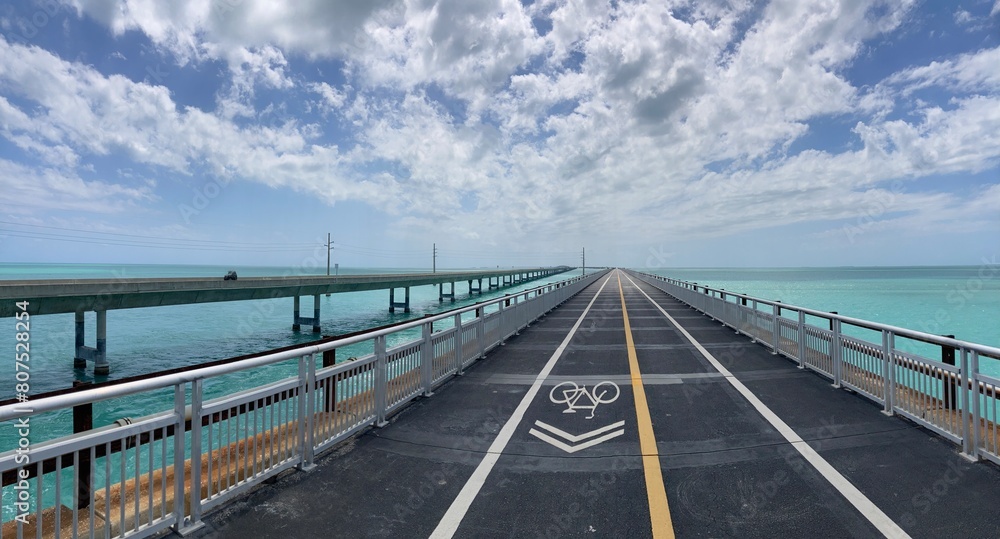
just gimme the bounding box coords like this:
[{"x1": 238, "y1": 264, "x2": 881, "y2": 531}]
[
  {"x1": 325, "y1": 233, "x2": 335, "y2": 296},
  {"x1": 433, "y1": 243, "x2": 437, "y2": 273},
  {"x1": 582, "y1": 247, "x2": 585, "y2": 276},
  {"x1": 325, "y1": 233, "x2": 335, "y2": 276}
]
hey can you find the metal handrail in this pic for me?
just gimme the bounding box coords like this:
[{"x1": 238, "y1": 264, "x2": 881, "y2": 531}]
[
  {"x1": 636, "y1": 271, "x2": 1000, "y2": 358},
  {"x1": 628, "y1": 268, "x2": 1000, "y2": 465},
  {"x1": 0, "y1": 272, "x2": 595, "y2": 422}
]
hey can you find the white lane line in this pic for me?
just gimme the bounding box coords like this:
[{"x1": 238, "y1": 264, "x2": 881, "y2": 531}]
[
  {"x1": 429, "y1": 272, "x2": 615, "y2": 539},
  {"x1": 530, "y1": 419, "x2": 627, "y2": 443},
  {"x1": 621, "y1": 272, "x2": 910, "y2": 539}
]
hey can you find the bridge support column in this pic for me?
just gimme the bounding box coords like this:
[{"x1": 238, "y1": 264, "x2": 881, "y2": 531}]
[
  {"x1": 439, "y1": 282, "x2": 455, "y2": 302},
  {"x1": 469, "y1": 279, "x2": 482, "y2": 294},
  {"x1": 74, "y1": 310, "x2": 109, "y2": 374},
  {"x1": 489, "y1": 276, "x2": 499, "y2": 289},
  {"x1": 389, "y1": 287, "x2": 411, "y2": 313},
  {"x1": 74, "y1": 311, "x2": 87, "y2": 369},
  {"x1": 293, "y1": 295, "x2": 321, "y2": 333},
  {"x1": 94, "y1": 311, "x2": 108, "y2": 375}
]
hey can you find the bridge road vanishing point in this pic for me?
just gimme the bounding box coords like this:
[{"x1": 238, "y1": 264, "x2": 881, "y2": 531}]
[{"x1": 194, "y1": 269, "x2": 1000, "y2": 538}]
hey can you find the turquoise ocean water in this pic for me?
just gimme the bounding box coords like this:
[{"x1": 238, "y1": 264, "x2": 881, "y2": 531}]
[
  {"x1": 0, "y1": 263, "x2": 998, "y2": 518},
  {"x1": 0, "y1": 263, "x2": 584, "y2": 398},
  {"x1": 648, "y1": 266, "x2": 1000, "y2": 374},
  {"x1": 649, "y1": 266, "x2": 999, "y2": 345},
  {"x1": 2, "y1": 263, "x2": 996, "y2": 399}
]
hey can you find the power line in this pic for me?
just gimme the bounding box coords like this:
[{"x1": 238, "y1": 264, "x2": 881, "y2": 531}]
[
  {"x1": 333, "y1": 247, "x2": 426, "y2": 259},
  {"x1": 0, "y1": 230, "x2": 313, "y2": 252},
  {"x1": 1, "y1": 221, "x2": 578, "y2": 262},
  {"x1": 0, "y1": 221, "x2": 316, "y2": 248},
  {"x1": 437, "y1": 247, "x2": 581, "y2": 256},
  {"x1": 333, "y1": 245, "x2": 426, "y2": 256}
]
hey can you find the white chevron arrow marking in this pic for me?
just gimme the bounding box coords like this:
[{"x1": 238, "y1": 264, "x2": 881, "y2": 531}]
[{"x1": 528, "y1": 420, "x2": 625, "y2": 453}]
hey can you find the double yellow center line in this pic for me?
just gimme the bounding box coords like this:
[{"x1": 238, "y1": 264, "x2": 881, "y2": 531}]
[{"x1": 617, "y1": 271, "x2": 675, "y2": 538}]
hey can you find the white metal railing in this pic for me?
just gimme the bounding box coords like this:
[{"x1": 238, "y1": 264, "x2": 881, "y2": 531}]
[
  {"x1": 628, "y1": 270, "x2": 1000, "y2": 465},
  {"x1": 0, "y1": 270, "x2": 608, "y2": 538}
]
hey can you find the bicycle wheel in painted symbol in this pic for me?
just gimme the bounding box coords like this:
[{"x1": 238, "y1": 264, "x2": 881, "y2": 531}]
[{"x1": 549, "y1": 381, "x2": 620, "y2": 419}]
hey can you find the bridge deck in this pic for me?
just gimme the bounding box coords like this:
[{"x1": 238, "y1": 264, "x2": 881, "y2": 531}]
[
  {"x1": 192, "y1": 270, "x2": 1000, "y2": 538},
  {"x1": 0, "y1": 267, "x2": 568, "y2": 316}
]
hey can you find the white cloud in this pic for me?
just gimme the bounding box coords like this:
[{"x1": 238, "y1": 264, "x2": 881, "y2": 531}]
[
  {"x1": 0, "y1": 158, "x2": 154, "y2": 213},
  {"x1": 887, "y1": 45, "x2": 1000, "y2": 95},
  {"x1": 63, "y1": 0, "x2": 395, "y2": 63},
  {"x1": 0, "y1": 36, "x2": 373, "y2": 209},
  {"x1": 307, "y1": 82, "x2": 348, "y2": 116},
  {"x1": 350, "y1": 0, "x2": 544, "y2": 115},
  {"x1": 1, "y1": 0, "x2": 992, "y2": 260},
  {"x1": 213, "y1": 44, "x2": 294, "y2": 119}
]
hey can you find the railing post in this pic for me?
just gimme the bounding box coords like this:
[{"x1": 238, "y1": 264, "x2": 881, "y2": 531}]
[
  {"x1": 725, "y1": 292, "x2": 733, "y2": 327},
  {"x1": 421, "y1": 322, "x2": 434, "y2": 397},
  {"x1": 970, "y1": 351, "x2": 982, "y2": 461},
  {"x1": 476, "y1": 308, "x2": 485, "y2": 359},
  {"x1": 303, "y1": 353, "x2": 317, "y2": 469},
  {"x1": 454, "y1": 313, "x2": 464, "y2": 375},
  {"x1": 513, "y1": 296, "x2": 522, "y2": 335},
  {"x1": 771, "y1": 303, "x2": 780, "y2": 355},
  {"x1": 881, "y1": 330, "x2": 894, "y2": 415},
  {"x1": 296, "y1": 356, "x2": 312, "y2": 468},
  {"x1": 172, "y1": 384, "x2": 187, "y2": 533},
  {"x1": 735, "y1": 298, "x2": 744, "y2": 334},
  {"x1": 186, "y1": 379, "x2": 205, "y2": 532},
  {"x1": 323, "y1": 348, "x2": 336, "y2": 412},
  {"x1": 750, "y1": 300, "x2": 758, "y2": 343},
  {"x1": 375, "y1": 336, "x2": 388, "y2": 427},
  {"x1": 796, "y1": 311, "x2": 806, "y2": 368},
  {"x1": 509, "y1": 296, "x2": 519, "y2": 337},
  {"x1": 498, "y1": 299, "x2": 507, "y2": 345},
  {"x1": 72, "y1": 381, "x2": 93, "y2": 509},
  {"x1": 942, "y1": 335, "x2": 957, "y2": 409},
  {"x1": 960, "y1": 348, "x2": 974, "y2": 459},
  {"x1": 832, "y1": 318, "x2": 842, "y2": 388}
]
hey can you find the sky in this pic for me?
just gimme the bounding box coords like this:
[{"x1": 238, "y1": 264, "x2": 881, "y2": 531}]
[{"x1": 0, "y1": 0, "x2": 997, "y2": 270}]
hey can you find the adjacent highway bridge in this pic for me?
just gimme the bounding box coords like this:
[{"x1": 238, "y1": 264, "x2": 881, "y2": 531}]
[{"x1": 0, "y1": 267, "x2": 571, "y2": 374}]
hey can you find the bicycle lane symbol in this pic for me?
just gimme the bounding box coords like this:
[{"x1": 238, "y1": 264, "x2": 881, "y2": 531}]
[
  {"x1": 528, "y1": 381, "x2": 625, "y2": 453},
  {"x1": 549, "y1": 381, "x2": 621, "y2": 420}
]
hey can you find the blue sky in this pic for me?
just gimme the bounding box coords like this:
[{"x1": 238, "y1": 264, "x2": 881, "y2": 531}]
[{"x1": 0, "y1": 0, "x2": 997, "y2": 270}]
